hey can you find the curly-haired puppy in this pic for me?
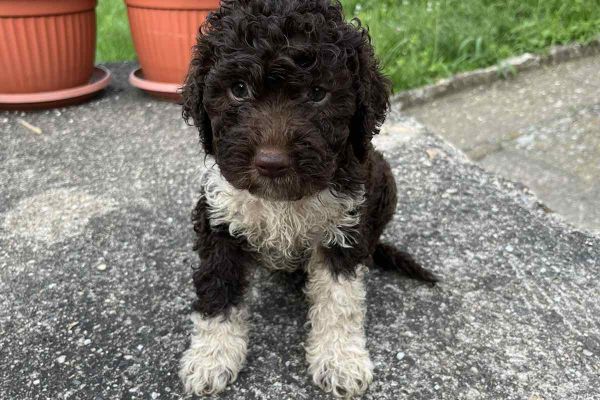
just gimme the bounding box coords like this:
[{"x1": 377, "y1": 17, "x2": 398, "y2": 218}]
[{"x1": 178, "y1": 0, "x2": 437, "y2": 397}]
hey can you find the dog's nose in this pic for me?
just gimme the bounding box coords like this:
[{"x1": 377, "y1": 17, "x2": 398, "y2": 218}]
[{"x1": 254, "y1": 147, "x2": 290, "y2": 178}]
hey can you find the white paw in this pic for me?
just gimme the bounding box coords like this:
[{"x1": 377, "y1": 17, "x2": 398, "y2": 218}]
[
  {"x1": 179, "y1": 347, "x2": 239, "y2": 395},
  {"x1": 307, "y1": 343, "x2": 374, "y2": 398},
  {"x1": 179, "y1": 310, "x2": 248, "y2": 395}
]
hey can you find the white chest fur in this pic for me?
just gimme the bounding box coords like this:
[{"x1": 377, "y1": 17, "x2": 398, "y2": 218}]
[{"x1": 201, "y1": 166, "x2": 364, "y2": 271}]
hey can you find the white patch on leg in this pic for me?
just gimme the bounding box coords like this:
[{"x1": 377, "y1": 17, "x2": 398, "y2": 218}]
[
  {"x1": 179, "y1": 307, "x2": 249, "y2": 395},
  {"x1": 305, "y1": 253, "x2": 373, "y2": 398}
]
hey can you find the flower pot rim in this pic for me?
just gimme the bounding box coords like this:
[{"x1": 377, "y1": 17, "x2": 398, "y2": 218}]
[
  {"x1": 124, "y1": 0, "x2": 220, "y2": 11},
  {"x1": 0, "y1": 66, "x2": 111, "y2": 108},
  {"x1": 0, "y1": 0, "x2": 97, "y2": 17},
  {"x1": 129, "y1": 67, "x2": 182, "y2": 102},
  {"x1": 129, "y1": 67, "x2": 182, "y2": 96}
]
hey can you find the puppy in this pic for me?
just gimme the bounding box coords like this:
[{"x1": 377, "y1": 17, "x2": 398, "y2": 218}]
[{"x1": 178, "y1": 0, "x2": 436, "y2": 397}]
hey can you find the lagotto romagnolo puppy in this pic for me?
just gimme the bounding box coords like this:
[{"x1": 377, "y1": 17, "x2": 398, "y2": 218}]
[{"x1": 178, "y1": 0, "x2": 437, "y2": 397}]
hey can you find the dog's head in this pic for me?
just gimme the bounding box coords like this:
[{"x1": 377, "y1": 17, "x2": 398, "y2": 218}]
[{"x1": 183, "y1": 0, "x2": 390, "y2": 201}]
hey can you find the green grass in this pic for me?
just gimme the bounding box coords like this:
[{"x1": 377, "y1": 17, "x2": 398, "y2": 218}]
[
  {"x1": 343, "y1": 0, "x2": 600, "y2": 91},
  {"x1": 96, "y1": 0, "x2": 135, "y2": 62},
  {"x1": 96, "y1": 0, "x2": 600, "y2": 91}
]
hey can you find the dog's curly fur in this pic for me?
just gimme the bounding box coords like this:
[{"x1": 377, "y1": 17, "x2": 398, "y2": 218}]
[{"x1": 179, "y1": 0, "x2": 436, "y2": 397}]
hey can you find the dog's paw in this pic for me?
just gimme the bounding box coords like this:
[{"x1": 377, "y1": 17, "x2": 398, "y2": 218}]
[
  {"x1": 179, "y1": 310, "x2": 248, "y2": 395},
  {"x1": 179, "y1": 347, "x2": 239, "y2": 395},
  {"x1": 307, "y1": 345, "x2": 374, "y2": 398}
]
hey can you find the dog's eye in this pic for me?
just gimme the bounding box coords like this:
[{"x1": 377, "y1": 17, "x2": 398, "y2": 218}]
[
  {"x1": 230, "y1": 81, "x2": 250, "y2": 100},
  {"x1": 308, "y1": 86, "x2": 327, "y2": 103}
]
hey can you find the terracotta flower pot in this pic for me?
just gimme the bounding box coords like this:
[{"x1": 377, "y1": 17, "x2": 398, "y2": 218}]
[
  {"x1": 125, "y1": 0, "x2": 219, "y2": 85},
  {"x1": 0, "y1": 0, "x2": 97, "y2": 94}
]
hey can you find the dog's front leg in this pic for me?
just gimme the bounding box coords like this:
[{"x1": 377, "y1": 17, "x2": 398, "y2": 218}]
[
  {"x1": 179, "y1": 232, "x2": 251, "y2": 395},
  {"x1": 180, "y1": 199, "x2": 254, "y2": 395},
  {"x1": 305, "y1": 248, "x2": 373, "y2": 398}
]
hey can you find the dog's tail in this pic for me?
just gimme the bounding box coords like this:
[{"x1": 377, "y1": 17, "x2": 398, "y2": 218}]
[{"x1": 373, "y1": 243, "x2": 438, "y2": 284}]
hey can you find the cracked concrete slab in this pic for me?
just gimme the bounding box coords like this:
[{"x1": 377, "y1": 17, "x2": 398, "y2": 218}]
[{"x1": 403, "y1": 55, "x2": 600, "y2": 233}]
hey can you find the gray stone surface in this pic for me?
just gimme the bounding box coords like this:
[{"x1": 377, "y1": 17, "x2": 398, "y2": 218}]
[
  {"x1": 403, "y1": 55, "x2": 600, "y2": 234},
  {"x1": 478, "y1": 103, "x2": 600, "y2": 233},
  {"x1": 392, "y1": 39, "x2": 600, "y2": 109},
  {"x1": 1, "y1": 63, "x2": 599, "y2": 400}
]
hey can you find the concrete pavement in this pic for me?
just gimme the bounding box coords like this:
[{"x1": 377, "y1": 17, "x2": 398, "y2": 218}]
[
  {"x1": 404, "y1": 55, "x2": 600, "y2": 234},
  {"x1": 0, "y1": 63, "x2": 598, "y2": 399}
]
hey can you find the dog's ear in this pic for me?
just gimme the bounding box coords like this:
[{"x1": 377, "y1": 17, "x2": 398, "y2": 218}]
[
  {"x1": 349, "y1": 30, "x2": 391, "y2": 161},
  {"x1": 182, "y1": 33, "x2": 215, "y2": 155}
]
